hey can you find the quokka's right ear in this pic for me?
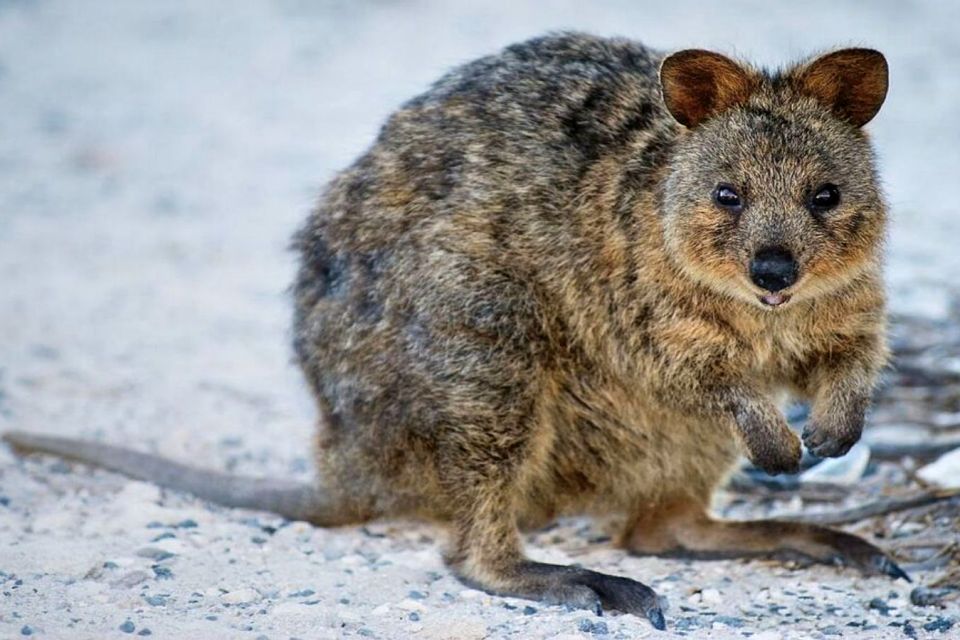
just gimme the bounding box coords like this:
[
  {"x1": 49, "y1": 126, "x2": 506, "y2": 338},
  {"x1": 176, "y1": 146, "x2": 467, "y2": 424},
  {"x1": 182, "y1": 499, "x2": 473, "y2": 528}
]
[
  {"x1": 793, "y1": 49, "x2": 888, "y2": 127},
  {"x1": 659, "y1": 49, "x2": 756, "y2": 128}
]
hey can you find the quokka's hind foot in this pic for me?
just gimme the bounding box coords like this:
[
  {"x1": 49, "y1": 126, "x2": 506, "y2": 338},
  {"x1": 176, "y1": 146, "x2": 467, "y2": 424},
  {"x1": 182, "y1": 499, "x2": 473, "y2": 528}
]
[
  {"x1": 452, "y1": 558, "x2": 666, "y2": 629},
  {"x1": 624, "y1": 501, "x2": 909, "y2": 582},
  {"x1": 447, "y1": 483, "x2": 667, "y2": 629}
]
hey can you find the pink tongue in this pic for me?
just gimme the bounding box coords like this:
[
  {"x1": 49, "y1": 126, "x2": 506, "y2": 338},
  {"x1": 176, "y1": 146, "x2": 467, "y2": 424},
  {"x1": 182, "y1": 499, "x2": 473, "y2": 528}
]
[{"x1": 762, "y1": 293, "x2": 786, "y2": 306}]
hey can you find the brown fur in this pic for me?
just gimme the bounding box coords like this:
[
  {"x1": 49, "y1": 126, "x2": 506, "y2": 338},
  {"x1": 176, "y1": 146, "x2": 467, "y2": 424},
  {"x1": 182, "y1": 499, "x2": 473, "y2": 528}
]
[{"x1": 5, "y1": 33, "x2": 902, "y2": 630}]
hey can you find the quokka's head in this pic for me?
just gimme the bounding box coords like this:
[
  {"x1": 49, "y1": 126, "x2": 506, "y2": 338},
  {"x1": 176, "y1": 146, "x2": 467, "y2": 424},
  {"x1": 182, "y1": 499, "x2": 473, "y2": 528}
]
[{"x1": 658, "y1": 47, "x2": 888, "y2": 309}]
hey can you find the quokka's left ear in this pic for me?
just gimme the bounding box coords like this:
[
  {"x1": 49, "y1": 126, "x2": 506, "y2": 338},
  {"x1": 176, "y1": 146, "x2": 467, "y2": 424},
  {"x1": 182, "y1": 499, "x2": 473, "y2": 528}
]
[
  {"x1": 792, "y1": 48, "x2": 888, "y2": 127},
  {"x1": 659, "y1": 49, "x2": 757, "y2": 128}
]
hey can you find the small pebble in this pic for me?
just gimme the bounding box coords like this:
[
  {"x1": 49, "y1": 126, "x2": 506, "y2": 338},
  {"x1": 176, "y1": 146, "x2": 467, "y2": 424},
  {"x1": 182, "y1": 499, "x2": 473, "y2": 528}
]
[
  {"x1": 176, "y1": 519, "x2": 198, "y2": 529},
  {"x1": 408, "y1": 612, "x2": 420, "y2": 622},
  {"x1": 910, "y1": 586, "x2": 958, "y2": 607},
  {"x1": 144, "y1": 594, "x2": 167, "y2": 607},
  {"x1": 20, "y1": 626, "x2": 33, "y2": 636},
  {"x1": 923, "y1": 617, "x2": 954, "y2": 633},
  {"x1": 152, "y1": 566, "x2": 173, "y2": 580},
  {"x1": 700, "y1": 588, "x2": 722, "y2": 605},
  {"x1": 407, "y1": 590, "x2": 427, "y2": 600},
  {"x1": 868, "y1": 597, "x2": 892, "y2": 616},
  {"x1": 674, "y1": 618, "x2": 701, "y2": 632},
  {"x1": 522, "y1": 605, "x2": 537, "y2": 615},
  {"x1": 714, "y1": 615, "x2": 745, "y2": 628},
  {"x1": 119, "y1": 620, "x2": 135, "y2": 633},
  {"x1": 137, "y1": 630, "x2": 152, "y2": 637},
  {"x1": 136, "y1": 548, "x2": 174, "y2": 561}
]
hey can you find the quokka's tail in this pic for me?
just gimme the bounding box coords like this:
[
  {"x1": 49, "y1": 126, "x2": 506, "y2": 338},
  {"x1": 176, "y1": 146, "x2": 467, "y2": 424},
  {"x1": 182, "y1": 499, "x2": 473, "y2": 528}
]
[{"x1": 3, "y1": 430, "x2": 350, "y2": 525}]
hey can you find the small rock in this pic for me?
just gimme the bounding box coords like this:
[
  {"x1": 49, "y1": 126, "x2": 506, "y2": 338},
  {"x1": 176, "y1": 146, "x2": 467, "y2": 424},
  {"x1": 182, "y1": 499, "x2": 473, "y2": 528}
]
[
  {"x1": 869, "y1": 597, "x2": 893, "y2": 616},
  {"x1": 143, "y1": 594, "x2": 167, "y2": 607},
  {"x1": 20, "y1": 626, "x2": 33, "y2": 636},
  {"x1": 176, "y1": 519, "x2": 198, "y2": 529},
  {"x1": 407, "y1": 590, "x2": 427, "y2": 600},
  {"x1": 137, "y1": 630, "x2": 152, "y2": 637},
  {"x1": 910, "y1": 586, "x2": 959, "y2": 607},
  {"x1": 522, "y1": 605, "x2": 537, "y2": 615},
  {"x1": 152, "y1": 566, "x2": 173, "y2": 580},
  {"x1": 714, "y1": 615, "x2": 745, "y2": 628},
  {"x1": 923, "y1": 617, "x2": 954, "y2": 633},
  {"x1": 917, "y1": 447, "x2": 960, "y2": 488},
  {"x1": 408, "y1": 612, "x2": 420, "y2": 622},
  {"x1": 674, "y1": 618, "x2": 701, "y2": 632},
  {"x1": 136, "y1": 547, "x2": 174, "y2": 561},
  {"x1": 119, "y1": 620, "x2": 135, "y2": 633},
  {"x1": 151, "y1": 532, "x2": 176, "y2": 542}
]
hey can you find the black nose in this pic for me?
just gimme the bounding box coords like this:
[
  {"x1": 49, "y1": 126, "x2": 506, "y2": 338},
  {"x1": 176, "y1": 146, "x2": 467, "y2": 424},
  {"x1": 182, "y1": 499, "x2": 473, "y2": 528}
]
[{"x1": 750, "y1": 247, "x2": 798, "y2": 292}]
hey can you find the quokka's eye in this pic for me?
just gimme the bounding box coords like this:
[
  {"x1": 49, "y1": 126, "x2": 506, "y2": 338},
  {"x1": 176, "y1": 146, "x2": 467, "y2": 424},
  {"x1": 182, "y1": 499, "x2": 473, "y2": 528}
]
[
  {"x1": 810, "y1": 183, "x2": 841, "y2": 211},
  {"x1": 713, "y1": 184, "x2": 742, "y2": 210}
]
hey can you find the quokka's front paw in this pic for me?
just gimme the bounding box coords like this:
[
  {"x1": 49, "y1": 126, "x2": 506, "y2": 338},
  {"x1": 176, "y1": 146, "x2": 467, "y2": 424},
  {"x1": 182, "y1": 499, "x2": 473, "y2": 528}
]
[
  {"x1": 735, "y1": 405, "x2": 802, "y2": 475},
  {"x1": 748, "y1": 428, "x2": 802, "y2": 475},
  {"x1": 802, "y1": 411, "x2": 865, "y2": 458}
]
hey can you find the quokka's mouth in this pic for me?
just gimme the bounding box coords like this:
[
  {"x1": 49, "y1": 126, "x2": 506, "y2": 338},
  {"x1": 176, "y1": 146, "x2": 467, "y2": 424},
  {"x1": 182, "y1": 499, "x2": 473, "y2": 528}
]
[{"x1": 759, "y1": 293, "x2": 791, "y2": 307}]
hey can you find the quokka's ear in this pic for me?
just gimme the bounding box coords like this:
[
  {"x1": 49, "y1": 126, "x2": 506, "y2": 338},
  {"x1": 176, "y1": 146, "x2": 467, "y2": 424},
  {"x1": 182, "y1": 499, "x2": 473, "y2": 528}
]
[
  {"x1": 659, "y1": 49, "x2": 755, "y2": 128},
  {"x1": 793, "y1": 48, "x2": 888, "y2": 127}
]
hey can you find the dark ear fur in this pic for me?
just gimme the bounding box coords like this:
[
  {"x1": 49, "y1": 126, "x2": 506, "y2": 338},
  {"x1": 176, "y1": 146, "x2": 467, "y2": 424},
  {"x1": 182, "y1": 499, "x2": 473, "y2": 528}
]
[
  {"x1": 659, "y1": 50, "x2": 755, "y2": 128},
  {"x1": 793, "y1": 48, "x2": 888, "y2": 127}
]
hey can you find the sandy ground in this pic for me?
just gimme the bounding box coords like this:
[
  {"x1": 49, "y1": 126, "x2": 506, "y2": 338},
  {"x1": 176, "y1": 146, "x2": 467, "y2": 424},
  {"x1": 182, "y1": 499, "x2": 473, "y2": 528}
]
[{"x1": 1, "y1": 1, "x2": 959, "y2": 638}]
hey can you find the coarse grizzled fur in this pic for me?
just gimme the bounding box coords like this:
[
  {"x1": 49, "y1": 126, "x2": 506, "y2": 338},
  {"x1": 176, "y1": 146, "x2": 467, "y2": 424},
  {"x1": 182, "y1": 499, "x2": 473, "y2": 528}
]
[{"x1": 6, "y1": 32, "x2": 898, "y2": 630}]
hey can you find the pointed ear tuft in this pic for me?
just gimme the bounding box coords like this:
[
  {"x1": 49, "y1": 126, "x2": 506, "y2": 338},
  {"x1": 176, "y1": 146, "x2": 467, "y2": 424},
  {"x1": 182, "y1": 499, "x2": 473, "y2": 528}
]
[
  {"x1": 659, "y1": 50, "x2": 755, "y2": 128},
  {"x1": 794, "y1": 48, "x2": 888, "y2": 127}
]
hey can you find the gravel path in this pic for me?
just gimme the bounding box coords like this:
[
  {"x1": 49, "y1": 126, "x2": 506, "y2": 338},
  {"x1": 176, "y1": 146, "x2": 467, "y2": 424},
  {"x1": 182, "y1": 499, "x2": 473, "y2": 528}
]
[{"x1": 1, "y1": 2, "x2": 959, "y2": 638}]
